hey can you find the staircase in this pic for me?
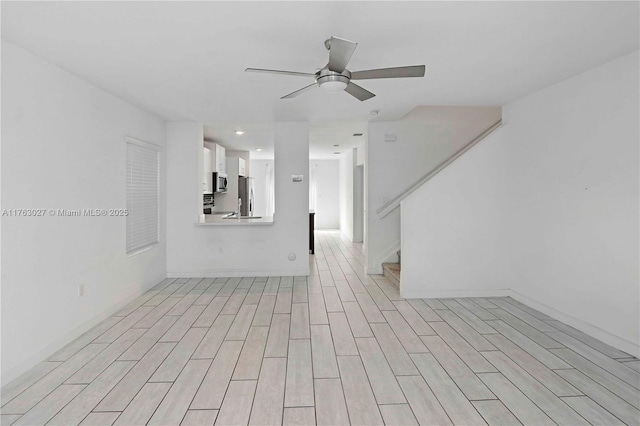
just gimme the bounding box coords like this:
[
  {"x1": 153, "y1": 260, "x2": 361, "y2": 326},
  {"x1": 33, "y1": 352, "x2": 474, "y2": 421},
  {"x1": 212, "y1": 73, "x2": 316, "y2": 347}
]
[
  {"x1": 375, "y1": 119, "x2": 503, "y2": 292},
  {"x1": 382, "y1": 251, "x2": 401, "y2": 290}
]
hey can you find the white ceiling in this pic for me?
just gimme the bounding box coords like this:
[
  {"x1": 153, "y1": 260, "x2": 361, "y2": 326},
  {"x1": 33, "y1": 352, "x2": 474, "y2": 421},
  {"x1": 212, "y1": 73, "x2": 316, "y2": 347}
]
[
  {"x1": 203, "y1": 121, "x2": 366, "y2": 160},
  {"x1": 204, "y1": 123, "x2": 276, "y2": 160},
  {"x1": 2, "y1": 1, "x2": 638, "y2": 157}
]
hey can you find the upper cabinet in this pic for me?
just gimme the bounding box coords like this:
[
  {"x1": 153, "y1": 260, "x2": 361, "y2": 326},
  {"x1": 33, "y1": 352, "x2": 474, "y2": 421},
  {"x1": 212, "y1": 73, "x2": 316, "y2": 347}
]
[
  {"x1": 214, "y1": 144, "x2": 226, "y2": 174},
  {"x1": 203, "y1": 146, "x2": 214, "y2": 193},
  {"x1": 238, "y1": 158, "x2": 246, "y2": 177},
  {"x1": 204, "y1": 142, "x2": 227, "y2": 193}
]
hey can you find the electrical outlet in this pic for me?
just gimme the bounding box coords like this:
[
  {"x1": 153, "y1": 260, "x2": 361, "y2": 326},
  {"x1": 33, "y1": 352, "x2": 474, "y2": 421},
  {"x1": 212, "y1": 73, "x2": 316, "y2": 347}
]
[
  {"x1": 219, "y1": 247, "x2": 223, "y2": 254},
  {"x1": 78, "y1": 284, "x2": 85, "y2": 298}
]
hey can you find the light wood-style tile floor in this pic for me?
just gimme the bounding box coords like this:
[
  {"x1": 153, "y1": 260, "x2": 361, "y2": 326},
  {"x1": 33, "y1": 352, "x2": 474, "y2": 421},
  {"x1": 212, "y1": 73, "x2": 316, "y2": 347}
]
[{"x1": 2, "y1": 230, "x2": 639, "y2": 425}]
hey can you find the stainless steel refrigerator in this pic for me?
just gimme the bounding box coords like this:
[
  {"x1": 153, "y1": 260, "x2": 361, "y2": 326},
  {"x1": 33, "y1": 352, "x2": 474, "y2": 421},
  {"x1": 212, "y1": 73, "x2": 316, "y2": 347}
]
[{"x1": 238, "y1": 176, "x2": 254, "y2": 216}]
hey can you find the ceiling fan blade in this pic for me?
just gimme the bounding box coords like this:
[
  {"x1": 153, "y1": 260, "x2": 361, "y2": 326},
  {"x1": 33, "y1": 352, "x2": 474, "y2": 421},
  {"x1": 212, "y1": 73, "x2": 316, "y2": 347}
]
[
  {"x1": 245, "y1": 68, "x2": 315, "y2": 78},
  {"x1": 281, "y1": 83, "x2": 318, "y2": 99},
  {"x1": 351, "y1": 65, "x2": 426, "y2": 80},
  {"x1": 344, "y1": 82, "x2": 375, "y2": 101},
  {"x1": 327, "y1": 36, "x2": 357, "y2": 73}
]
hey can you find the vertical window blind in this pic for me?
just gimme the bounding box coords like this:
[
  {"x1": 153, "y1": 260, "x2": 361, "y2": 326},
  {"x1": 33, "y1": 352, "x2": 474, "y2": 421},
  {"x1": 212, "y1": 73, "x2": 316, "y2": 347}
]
[{"x1": 126, "y1": 138, "x2": 160, "y2": 255}]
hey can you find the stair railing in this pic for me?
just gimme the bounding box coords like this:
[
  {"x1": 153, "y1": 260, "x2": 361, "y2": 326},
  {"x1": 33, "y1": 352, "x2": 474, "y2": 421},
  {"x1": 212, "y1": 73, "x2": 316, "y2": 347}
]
[{"x1": 376, "y1": 119, "x2": 503, "y2": 219}]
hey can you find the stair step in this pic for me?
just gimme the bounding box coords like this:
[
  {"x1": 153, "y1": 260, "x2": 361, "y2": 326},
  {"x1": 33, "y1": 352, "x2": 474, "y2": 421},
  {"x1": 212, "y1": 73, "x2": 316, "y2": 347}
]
[{"x1": 382, "y1": 262, "x2": 400, "y2": 290}]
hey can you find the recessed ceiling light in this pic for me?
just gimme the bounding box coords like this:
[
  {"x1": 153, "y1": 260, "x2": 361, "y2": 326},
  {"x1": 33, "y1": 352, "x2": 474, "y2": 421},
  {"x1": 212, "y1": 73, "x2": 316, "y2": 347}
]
[
  {"x1": 235, "y1": 130, "x2": 245, "y2": 135},
  {"x1": 333, "y1": 144, "x2": 339, "y2": 147},
  {"x1": 353, "y1": 133, "x2": 363, "y2": 137},
  {"x1": 256, "y1": 148, "x2": 262, "y2": 152},
  {"x1": 333, "y1": 151, "x2": 341, "y2": 155},
  {"x1": 369, "y1": 110, "x2": 379, "y2": 116}
]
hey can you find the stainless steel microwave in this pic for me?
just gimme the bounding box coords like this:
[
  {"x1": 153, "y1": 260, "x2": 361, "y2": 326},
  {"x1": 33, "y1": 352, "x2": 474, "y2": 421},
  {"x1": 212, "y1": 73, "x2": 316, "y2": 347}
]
[{"x1": 213, "y1": 172, "x2": 228, "y2": 193}]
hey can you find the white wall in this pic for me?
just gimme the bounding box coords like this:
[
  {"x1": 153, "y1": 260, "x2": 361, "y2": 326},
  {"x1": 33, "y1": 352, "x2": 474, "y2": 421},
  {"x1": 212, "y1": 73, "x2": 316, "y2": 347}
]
[
  {"x1": 402, "y1": 51, "x2": 639, "y2": 356},
  {"x1": 167, "y1": 122, "x2": 309, "y2": 277},
  {"x1": 360, "y1": 145, "x2": 368, "y2": 250},
  {"x1": 250, "y1": 159, "x2": 273, "y2": 218},
  {"x1": 366, "y1": 106, "x2": 502, "y2": 273},
  {"x1": 339, "y1": 149, "x2": 354, "y2": 240},
  {"x1": 402, "y1": 128, "x2": 510, "y2": 298},
  {"x1": 310, "y1": 160, "x2": 339, "y2": 229},
  {"x1": 340, "y1": 146, "x2": 366, "y2": 242},
  {"x1": 505, "y1": 51, "x2": 639, "y2": 355},
  {"x1": 1, "y1": 41, "x2": 167, "y2": 384},
  {"x1": 353, "y1": 164, "x2": 365, "y2": 243},
  {"x1": 226, "y1": 150, "x2": 251, "y2": 178},
  {"x1": 356, "y1": 144, "x2": 365, "y2": 166}
]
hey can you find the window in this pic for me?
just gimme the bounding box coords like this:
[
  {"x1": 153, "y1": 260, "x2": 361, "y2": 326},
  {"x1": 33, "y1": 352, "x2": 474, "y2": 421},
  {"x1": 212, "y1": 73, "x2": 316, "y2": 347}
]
[{"x1": 126, "y1": 137, "x2": 160, "y2": 255}]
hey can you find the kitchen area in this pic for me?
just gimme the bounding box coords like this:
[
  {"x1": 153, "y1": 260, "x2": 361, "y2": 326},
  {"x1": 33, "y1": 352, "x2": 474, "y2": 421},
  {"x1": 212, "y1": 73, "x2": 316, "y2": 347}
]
[
  {"x1": 200, "y1": 131, "x2": 275, "y2": 225},
  {"x1": 195, "y1": 122, "x2": 344, "y2": 256}
]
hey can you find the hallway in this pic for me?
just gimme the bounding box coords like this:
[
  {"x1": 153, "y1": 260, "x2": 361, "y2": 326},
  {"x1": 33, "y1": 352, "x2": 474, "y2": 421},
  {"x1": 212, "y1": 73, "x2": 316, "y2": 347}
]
[{"x1": 1, "y1": 230, "x2": 639, "y2": 425}]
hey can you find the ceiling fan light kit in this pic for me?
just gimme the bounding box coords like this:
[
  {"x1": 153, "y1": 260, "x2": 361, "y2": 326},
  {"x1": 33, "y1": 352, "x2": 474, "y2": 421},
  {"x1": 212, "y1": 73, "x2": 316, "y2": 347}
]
[
  {"x1": 316, "y1": 69, "x2": 350, "y2": 92},
  {"x1": 246, "y1": 36, "x2": 425, "y2": 101}
]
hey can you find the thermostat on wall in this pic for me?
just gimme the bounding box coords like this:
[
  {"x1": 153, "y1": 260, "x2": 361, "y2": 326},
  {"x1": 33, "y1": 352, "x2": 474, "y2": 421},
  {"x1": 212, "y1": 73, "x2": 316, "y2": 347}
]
[{"x1": 291, "y1": 175, "x2": 304, "y2": 183}]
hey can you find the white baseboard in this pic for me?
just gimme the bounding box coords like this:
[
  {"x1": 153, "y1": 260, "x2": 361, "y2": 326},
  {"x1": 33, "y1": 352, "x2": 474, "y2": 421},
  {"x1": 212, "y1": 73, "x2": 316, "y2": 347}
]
[
  {"x1": 369, "y1": 241, "x2": 401, "y2": 275},
  {"x1": 400, "y1": 287, "x2": 639, "y2": 357},
  {"x1": 509, "y1": 290, "x2": 640, "y2": 358},
  {"x1": 401, "y1": 288, "x2": 511, "y2": 299},
  {"x1": 167, "y1": 269, "x2": 310, "y2": 278},
  {"x1": 1, "y1": 279, "x2": 160, "y2": 387},
  {"x1": 367, "y1": 265, "x2": 383, "y2": 275}
]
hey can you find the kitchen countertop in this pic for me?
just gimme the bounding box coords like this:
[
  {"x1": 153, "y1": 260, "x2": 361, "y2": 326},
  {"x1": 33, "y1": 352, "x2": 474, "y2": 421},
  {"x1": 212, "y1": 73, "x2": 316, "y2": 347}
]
[{"x1": 196, "y1": 213, "x2": 274, "y2": 226}]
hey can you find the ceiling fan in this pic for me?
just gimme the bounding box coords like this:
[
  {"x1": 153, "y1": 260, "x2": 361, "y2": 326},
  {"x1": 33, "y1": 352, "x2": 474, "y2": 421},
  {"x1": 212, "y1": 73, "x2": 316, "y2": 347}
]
[{"x1": 246, "y1": 36, "x2": 426, "y2": 101}]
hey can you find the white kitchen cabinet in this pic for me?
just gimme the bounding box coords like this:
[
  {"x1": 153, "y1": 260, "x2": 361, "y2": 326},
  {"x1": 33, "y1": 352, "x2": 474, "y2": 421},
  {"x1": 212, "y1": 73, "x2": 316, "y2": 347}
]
[
  {"x1": 203, "y1": 146, "x2": 214, "y2": 193},
  {"x1": 238, "y1": 158, "x2": 246, "y2": 177},
  {"x1": 214, "y1": 144, "x2": 226, "y2": 174}
]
